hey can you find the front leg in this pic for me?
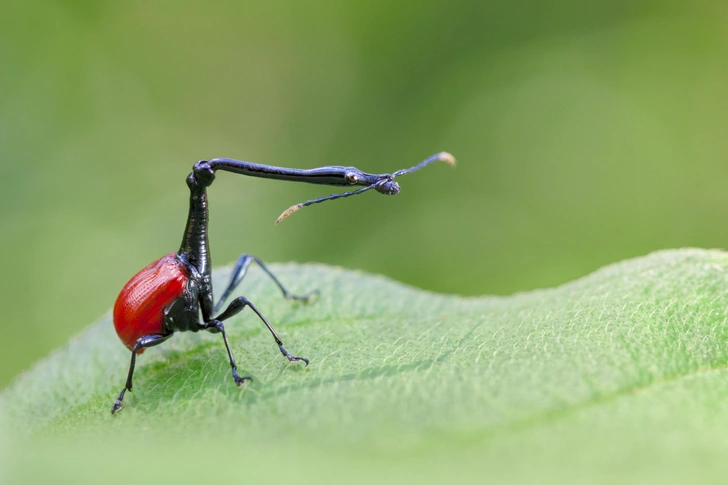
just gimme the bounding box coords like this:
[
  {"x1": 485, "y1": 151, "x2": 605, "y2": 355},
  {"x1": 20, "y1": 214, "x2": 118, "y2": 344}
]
[
  {"x1": 213, "y1": 296, "x2": 309, "y2": 365},
  {"x1": 203, "y1": 320, "x2": 252, "y2": 386},
  {"x1": 202, "y1": 295, "x2": 308, "y2": 388}
]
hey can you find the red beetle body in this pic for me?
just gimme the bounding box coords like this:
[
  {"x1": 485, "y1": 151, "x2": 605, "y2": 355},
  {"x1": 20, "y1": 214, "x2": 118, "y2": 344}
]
[{"x1": 113, "y1": 253, "x2": 189, "y2": 353}]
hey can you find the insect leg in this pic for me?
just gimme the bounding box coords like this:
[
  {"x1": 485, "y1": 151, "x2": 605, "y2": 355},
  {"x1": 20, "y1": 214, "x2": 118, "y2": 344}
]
[
  {"x1": 211, "y1": 296, "x2": 309, "y2": 366},
  {"x1": 111, "y1": 334, "x2": 172, "y2": 414},
  {"x1": 214, "y1": 254, "x2": 317, "y2": 312},
  {"x1": 203, "y1": 320, "x2": 252, "y2": 386}
]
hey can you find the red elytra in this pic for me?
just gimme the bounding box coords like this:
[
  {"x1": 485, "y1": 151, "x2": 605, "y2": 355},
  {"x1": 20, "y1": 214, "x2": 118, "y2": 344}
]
[{"x1": 113, "y1": 253, "x2": 189, "y2": 353}]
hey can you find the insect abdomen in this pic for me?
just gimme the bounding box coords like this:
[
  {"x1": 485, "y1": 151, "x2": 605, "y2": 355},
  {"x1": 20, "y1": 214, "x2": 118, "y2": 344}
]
[{"x1": 113, "y1": 253, "x2": 189, "y2": 352}]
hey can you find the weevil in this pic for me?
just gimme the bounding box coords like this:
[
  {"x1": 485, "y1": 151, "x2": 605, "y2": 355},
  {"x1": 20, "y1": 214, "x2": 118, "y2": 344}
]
[{"x1": 112, "y1": 152, "x2": 455, "y2": 413}]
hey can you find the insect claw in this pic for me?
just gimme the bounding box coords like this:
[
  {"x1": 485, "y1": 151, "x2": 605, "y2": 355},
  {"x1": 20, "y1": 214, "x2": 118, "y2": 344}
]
[
  {"x1": 279, "y1": 344, "x2": 309, "y2": 365},
  {"x1": 233, "y1": 373, "x2": 253, "y2": 387},
  {"x1": 286, "y1": 288, "x2": 320, "y2": 303}
]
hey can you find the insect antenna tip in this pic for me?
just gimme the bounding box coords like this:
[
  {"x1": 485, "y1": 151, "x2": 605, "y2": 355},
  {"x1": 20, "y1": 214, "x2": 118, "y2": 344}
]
[
  {"x1": 438, "y1": 152, "x2": 456, "y2": 166},
  {"x1": 276, "y1": 204, "x2": 303, "y2": 224}
]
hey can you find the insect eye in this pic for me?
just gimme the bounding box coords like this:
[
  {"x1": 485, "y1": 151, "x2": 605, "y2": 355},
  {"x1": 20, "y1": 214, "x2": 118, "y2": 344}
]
[{"x1": 345, "y1": 172, "x2": 360, "y2": 184}]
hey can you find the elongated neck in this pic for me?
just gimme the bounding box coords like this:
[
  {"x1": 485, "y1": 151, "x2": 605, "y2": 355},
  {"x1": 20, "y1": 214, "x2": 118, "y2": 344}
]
[
  {"x1": 178, "y1": 175, "x2": 211, "y2": 277},
  {"x1": 206, "y1": 159, "x2": 389, "y2": 187},
  {"x1": 208, "y1": 159, "x2": 352, "y2": 185}
]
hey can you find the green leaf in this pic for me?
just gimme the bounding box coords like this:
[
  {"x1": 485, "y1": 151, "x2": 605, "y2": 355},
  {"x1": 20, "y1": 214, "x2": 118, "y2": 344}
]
[{"x1": 3, "y1": 249, "x2": 728, "y2": 484}]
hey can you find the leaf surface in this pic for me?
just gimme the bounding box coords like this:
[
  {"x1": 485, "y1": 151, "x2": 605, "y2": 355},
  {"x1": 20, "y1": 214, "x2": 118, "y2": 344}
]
[{"x1": 3, "y1": 249, "x2": 728, "y2": 484}]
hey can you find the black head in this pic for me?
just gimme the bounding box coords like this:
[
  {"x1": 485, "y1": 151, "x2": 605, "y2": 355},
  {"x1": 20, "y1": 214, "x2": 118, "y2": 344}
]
[{"x1": 375, "y1": 179, "x2": 400, "y2": 195}]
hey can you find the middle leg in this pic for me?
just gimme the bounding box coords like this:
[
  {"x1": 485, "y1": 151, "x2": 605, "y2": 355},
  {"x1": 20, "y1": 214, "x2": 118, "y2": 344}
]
[
  {"x1": 214, "y1": 254, "x2": 318, "y2": 312},
  {"x1": 203, "y1": 320, "x2": 252, "y2": 386}
]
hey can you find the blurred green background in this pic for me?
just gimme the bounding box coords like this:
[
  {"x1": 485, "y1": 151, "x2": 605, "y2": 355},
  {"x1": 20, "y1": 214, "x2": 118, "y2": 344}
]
[{"x1": 1, "y1": 1, "x2": 727, "y2": 388}]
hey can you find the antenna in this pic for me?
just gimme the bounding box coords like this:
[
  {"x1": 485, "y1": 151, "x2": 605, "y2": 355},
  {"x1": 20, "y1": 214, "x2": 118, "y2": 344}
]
[{"x1": 275, "y1": 152, "x2": 455, "y2": 224}]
